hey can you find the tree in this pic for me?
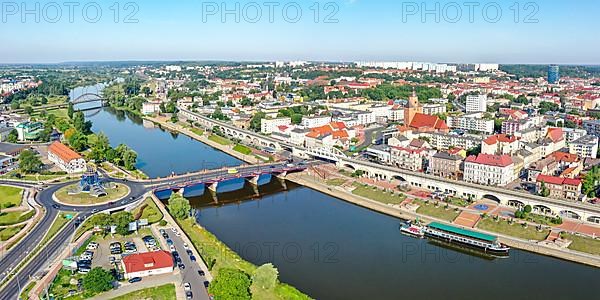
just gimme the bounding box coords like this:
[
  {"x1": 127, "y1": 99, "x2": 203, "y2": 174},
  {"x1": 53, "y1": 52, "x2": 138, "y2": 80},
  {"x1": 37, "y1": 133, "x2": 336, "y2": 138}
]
[
  {"x1": 291, "y1": 114, "x2": 303, "y2": 125},
  {"x1": 83, "y1": 267, "x2": 114, "y2": 293},
  {"x1": 523, "y1": 205, "x2": 533, "y2": 214},
  {"x1": 7, "y1": 129, "x2": 18, "y2": 143},
  {"x1": 24, "y1": 106, "x2": 34, "y2": 115},
  {"x1": 539, "y1": 181, "x2": 550, "y2": 197},
  {"x1": 67, "y1": 102, "x2": 74, "y2": 119},
  {"x1": 167, "y1": 194, "x2": 191, "y2": 220},
  {"x1": 249, "y1": 112, "x2": 266, "y2": 132},
  {"x1": 18, "y1": 150, "x2": 43, "y2": 174},
  {"x1": 252, "y1": 263, "x2": 278, "y2": 290},
  {"x1": 112, "y1": 211, "x2": 134, "y2": 235},
  {"x1": 208, "y1": 268, "x2": 252, "y2": 300},
  {"x1": 73, "y1": 112, "x2": 92, "y2": 134},
  {"x1": 68, "y1": 131, "x2": 88, "y2": 151},
  {"x1": 122, "y1": 149, "x2": 138, "y2": 171}
]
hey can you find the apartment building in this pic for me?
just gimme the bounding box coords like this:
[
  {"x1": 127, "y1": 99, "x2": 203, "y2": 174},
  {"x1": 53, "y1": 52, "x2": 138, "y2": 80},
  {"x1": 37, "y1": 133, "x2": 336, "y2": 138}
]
[
  {"x1": 463, "y1": 154, "x2": 516, "y2": 186},
  {"x1": 447, "y1": 113, "x2": 494, "y2": 134}
]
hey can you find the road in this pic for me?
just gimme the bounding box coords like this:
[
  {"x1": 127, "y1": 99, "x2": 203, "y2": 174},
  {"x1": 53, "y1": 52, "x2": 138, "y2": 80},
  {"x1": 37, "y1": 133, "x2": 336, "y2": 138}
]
[
  {"x1": 166, "y1": 228, "x2": 210, "y2": 300},
  {"x1": 0, "y1": 178, "x2": 147, "y2": 300}
]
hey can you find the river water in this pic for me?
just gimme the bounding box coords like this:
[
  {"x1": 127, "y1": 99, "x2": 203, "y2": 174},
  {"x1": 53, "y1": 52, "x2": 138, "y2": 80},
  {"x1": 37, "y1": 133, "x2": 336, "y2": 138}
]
[{"x1": 73, "y1": 86, "x2": 598, "y2": 300}]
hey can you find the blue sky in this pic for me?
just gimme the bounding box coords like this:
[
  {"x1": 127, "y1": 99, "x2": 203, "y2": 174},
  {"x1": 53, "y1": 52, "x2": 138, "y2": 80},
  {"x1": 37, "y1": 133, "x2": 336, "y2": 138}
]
[{"x1": 1, "y1": 0, "x2": 598, "y2": 64}]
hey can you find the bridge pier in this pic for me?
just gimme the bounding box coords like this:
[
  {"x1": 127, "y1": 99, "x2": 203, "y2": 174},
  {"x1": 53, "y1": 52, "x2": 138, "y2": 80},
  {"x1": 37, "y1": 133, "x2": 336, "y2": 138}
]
[{"x1": 208, "y1": 182, "x2": 219, "y2": 192}]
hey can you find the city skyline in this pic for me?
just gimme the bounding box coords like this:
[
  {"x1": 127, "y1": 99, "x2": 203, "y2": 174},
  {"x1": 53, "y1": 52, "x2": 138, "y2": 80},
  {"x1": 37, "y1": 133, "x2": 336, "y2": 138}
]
[{"x1": 1, "y1": 0, "x2": 599, "y2": 64}]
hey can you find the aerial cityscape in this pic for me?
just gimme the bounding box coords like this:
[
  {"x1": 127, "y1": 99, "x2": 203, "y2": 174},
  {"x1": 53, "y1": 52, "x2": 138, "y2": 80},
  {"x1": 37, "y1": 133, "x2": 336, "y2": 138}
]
[{"x1": 0, "y1": 1, "x2": 599, "y2": 300}]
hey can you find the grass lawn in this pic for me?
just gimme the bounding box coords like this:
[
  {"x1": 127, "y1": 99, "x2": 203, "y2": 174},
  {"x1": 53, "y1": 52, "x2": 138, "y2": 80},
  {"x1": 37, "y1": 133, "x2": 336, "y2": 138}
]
[
  {"x1": 19, "y1": 281, "x2": 36, "y2": 300},
  {"x1": 0, "y1": 210, "x2": 35, "y2": 226},
  {"x1": 446, "y1": 197, "x2": 470, "y2": 207},
  {"x1": 561, "y1": 233, "x2": 600, "y2": 256},
  {"x1": 208, "y1": 134, "x2": 232, "y2": 145},
  {"x1": 178, "y1": 218, "x2": 311, "y2": 300},
  {"x1": 351, "y1": 183, "x2": 406, "y2": 205},
  {"x1": 55, "y1": 183, "x2": 130, "y2": 205},
  {"x1": 413, "y1": 200, "x2": 460, "y2": 222},
  {"x1": 477, "y1": 218, "x2": 550, "y2": 241},
  {"x1": 48, "y1": 268, "x2": 88, "y2": 300},
  {"x1": 190, "y1": 128, "x2": 204, "y2": 136},
  {"x1": 132, "y1": 198, "x2": 163, "y2": 224},
  {"x1": 233, "y1": 144, "x2": 252, "y2": 155},
  {"x1": 0, "y1": 172, "x2": 68, "y2": 182},
  {"x1": 0, "y1": 224, "x2": 26, "y2": 241},
  {"x1": 326, "y1": 178, "x2": 348, "y2": 186},
  {"x1": 130, "y1": 169, "x2": 149, "y2": 180},
  {"x1": 110, "y1": 283, "x2": 176, "y2": 300},
  {"x1": 0, "y1": 185, "x2": 23, "y2": 208},
  {"x1": 40, "y1": 212, "x2": 73, "y2": 245}
]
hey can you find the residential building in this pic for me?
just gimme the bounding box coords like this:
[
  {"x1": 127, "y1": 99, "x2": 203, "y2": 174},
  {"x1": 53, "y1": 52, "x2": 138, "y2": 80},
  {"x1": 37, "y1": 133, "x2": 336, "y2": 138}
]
[
  {"x1": 463, "y1": 154, "x2": 516, "y2": 186},
  {"x1": 422, "y1": 104, "x2": 446, "y2": 116},
  {"x1": 301, "y1": 116, "x2": 332, "y2": 128},
  {"x1": 482, "y1": 134, "x2": 520, "y2": 155},
  {"x1": 427, "y1": 132, "x2": 482, "y2": 151},
  {"x1": 121, "y1": 250, "x2": 174, "y2": 279},
  {"x1": 583, "y1": 120, "x2": 600, "y2": 137},
  {"x1": 390, "y1": 147, "x2": 432, "y2": 172},
  {"x1": 261, "y1": 117, "x2": 291, "y2": 134},
  {"x1": 429, "y1": 151, "x2": 463, "y2": 180},
  {"x1": 48, "y1": 142, "x2": 86, "y2": 174},
  {"x1": 466, "y1": 95, "x2": 487, "y2": 113},
  {"x1": 569, "y1": 135, "x2": 599, "y2": 158},
  {"x1": 447, "y1": 113, "x2": 494, "y2": 134},
  {"x1": 536, "y1": 175, "x2": 582, "y2": 202}
]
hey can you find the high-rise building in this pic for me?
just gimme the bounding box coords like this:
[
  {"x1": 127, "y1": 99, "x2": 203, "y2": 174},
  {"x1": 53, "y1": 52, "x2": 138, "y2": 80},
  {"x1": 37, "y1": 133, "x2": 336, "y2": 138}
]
[
  {"x1": 548, "y1": 65, "x2": 560, "y2": 84},
  {"x1": 466, "y1": 95, "x2": 488, "y2": 113}
]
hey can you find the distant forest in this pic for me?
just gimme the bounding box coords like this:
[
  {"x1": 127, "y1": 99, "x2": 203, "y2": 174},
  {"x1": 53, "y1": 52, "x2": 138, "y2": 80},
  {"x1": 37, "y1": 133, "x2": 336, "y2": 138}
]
[{"x1": 500, "y1": 65, "x2": 600, "y2": 79}]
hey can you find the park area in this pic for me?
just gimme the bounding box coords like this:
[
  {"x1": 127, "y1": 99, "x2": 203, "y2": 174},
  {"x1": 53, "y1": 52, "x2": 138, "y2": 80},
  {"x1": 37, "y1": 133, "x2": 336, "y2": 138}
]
[
  {"x1": 0, "y1": 185, "x2": 23, "y2": 209},
  {"x1": 54, "y1": 183, "x2": 130, "y2": 205}
]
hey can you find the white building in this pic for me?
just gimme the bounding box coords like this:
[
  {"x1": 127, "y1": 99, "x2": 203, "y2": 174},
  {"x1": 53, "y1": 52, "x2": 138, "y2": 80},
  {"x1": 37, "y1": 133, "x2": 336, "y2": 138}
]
[
  {"x1": 463, "y1": 154, "x2": 516, "y2": 186},
  {"x1": 261, "y1": 117, "x2": 291, "y2": 134},
  {"x1": 569, "y1": 135, "x2": 599, "y2": 158},
  {"x1": 466, "y1": 95, "x2": 488, "y2": 113},
  {"x1": 142, "y1": 101, "x2": 161, "y2": 115},
  {"x1": 474, "y1": 64, "x2": 500, "y2": 72},
  {"x1": 447, "y1": 113, "x2": 494, "y2": 134},
  {"x1": 422, "y1": 104, "x2": 447, "y2": 116},
  {"x1": 48, "y1": 142, "x2": 86, "y2": 174},
  {"x1": 301, "y1": 116, "x2": 332, "y2": 128}
]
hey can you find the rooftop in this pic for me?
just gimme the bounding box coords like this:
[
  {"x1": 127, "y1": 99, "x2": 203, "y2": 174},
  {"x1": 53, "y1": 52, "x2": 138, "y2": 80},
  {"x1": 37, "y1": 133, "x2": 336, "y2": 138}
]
[{"x1": 48, "y1": 142, "x2": 83, "y2": 162}]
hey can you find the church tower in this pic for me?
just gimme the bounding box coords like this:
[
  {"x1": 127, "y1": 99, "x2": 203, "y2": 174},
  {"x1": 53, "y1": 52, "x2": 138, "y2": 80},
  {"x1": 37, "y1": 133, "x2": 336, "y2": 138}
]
[{"x1": 404, "y1": 88, "x2": 422, "y2": 126}]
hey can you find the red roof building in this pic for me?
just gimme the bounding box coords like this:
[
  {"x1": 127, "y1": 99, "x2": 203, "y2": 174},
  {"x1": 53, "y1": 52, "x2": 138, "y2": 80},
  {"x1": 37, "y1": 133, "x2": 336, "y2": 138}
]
[
  {"x1": 536, "y1": 174, "x2": 582, "y2": 202},
  {"x1": 121, "y1": 251, "x2": 174, "y2": 279}
]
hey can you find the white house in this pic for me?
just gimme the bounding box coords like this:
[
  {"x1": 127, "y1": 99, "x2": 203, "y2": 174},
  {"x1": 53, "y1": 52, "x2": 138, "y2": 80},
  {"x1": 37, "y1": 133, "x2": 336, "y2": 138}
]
[{"x1": 47, "y1": 142, "x2": 86, "y2": 174}]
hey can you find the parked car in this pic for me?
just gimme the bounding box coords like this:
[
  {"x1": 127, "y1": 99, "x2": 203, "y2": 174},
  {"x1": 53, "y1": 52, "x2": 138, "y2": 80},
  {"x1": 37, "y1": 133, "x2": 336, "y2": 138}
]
[
  {"x1": 198, "y1": 270, "x2": 205, "y2": 276},
  {"x1": 86, "y1": 242, "x2": 98, "y2": 250},
  {"x1": 203, "y1": 281, "x2": 210, "y2": 288},
  {"x1": 178, "y1": 263, "x2": 185, "y2": 270},
  {"x1": 190, "y1": 255, "x2": 196, "y2": 262},
  {"x1": 186, "y1": 291, "x2": 193, "y2": 299},
  {"x1": 184, "y1": 283, "x2": 191, "y2": 291},
  {"x1": 128, "y1": 277, "x2": 142, "y2": 283}
]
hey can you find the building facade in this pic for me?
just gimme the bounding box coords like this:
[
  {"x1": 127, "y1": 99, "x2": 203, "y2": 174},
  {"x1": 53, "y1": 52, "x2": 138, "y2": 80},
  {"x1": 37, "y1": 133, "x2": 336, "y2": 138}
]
[
  {"x1": 463, "y1": 154, "x2": 516, "y2": 186},
  {"x1": 48, "y1": 142, "x2": 86, "y2": 174},
  {"x1": 466, "y1": 95, "x2": 487, "y2": 113}
]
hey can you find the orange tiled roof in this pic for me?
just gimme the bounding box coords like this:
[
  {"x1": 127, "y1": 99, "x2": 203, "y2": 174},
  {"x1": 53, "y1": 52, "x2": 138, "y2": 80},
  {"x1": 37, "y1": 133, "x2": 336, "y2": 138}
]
[{"x1": 48, "y1": 142, "x2": 82, "y2": 162}]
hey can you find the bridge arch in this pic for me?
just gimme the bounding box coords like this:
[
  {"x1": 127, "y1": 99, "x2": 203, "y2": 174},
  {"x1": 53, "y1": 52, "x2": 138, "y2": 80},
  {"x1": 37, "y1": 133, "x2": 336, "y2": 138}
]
[
  {"x1": 393, "y1": 175, "x2": 406, "y2": 182},
  {"x1": 587, "y1": 216, "x2": 600, "y2": 224},
  {"x1": 533, "y1": 205, "x2": 553, "y2": 215},
  {"x1": 508, "y1": 200, "x2": 525, "y2": 208},
  {"x1": 560, "y1": 210, "x2": 581, "y2": 220},
  {"x1": 482, "y1": 194, "x2": 502, "y2": 204}
]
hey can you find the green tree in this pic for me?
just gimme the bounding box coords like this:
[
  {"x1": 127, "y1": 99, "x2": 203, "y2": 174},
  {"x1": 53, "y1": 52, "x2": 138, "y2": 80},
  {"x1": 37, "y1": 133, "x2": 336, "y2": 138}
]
[
  {"x1": 524, "y1": 205, "x2": 533, "y2": 214},
  {"x1": 208, "y1": 268, "x2": 252, "y2": 300},
  {"x1": 24, "y1": 106, "x2": 34, "y2": 115},
  {"x1": 73, "y1": 111, "x2": 92, "y2": 134},
  {"x1": 18, "y1": 150, "x2": 43, "y2": 174},
  {"x1": 539, "y1": 181, "x2": 550, "y2": 197},
  {"x1": 83, "y1": 267, "x2": 114, "y2": 293},
  {"x1": 167, "y1": 194, "x2": 191, "y2": 220},
  {"x1": 112, "y1": 211, "x2": 134, "y2": 235},
  {"x1": 67, "y1": 102, "x2": 74, "y2": 119},
  {"x1": 252, "y1": 263, "x2": 279, "y2": 291},
  {"x1": 68, "y1": 131, "x2": 88, "y2": 151},
  {"x1": 122, "y1": 149, "x2": 138, "y2": 171},
  {"x1": 291, "y1": 114, "x2": 303, "y2": 125},
  {"x1": 249, "y1": 112, "x2": 266, "y2": 132},
  {"x1": 7, "y1": 129, "x2": 18, "y2": 143}
]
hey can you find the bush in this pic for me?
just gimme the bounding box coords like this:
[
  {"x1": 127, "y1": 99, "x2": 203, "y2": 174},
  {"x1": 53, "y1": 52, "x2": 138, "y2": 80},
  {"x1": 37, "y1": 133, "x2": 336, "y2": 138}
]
[
  {"x1": 208, "y1": 268, "x2": 252, "y2": 300},
  {"x1": 159, "y1": 220, "x2": 168, "y2": 227}
]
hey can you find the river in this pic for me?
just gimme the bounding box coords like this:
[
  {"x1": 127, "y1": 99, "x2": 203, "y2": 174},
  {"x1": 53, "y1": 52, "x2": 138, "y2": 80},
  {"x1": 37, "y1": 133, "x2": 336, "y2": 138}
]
[{"x1": 73, "y1": 85, "x2": 597, "y2": 300}]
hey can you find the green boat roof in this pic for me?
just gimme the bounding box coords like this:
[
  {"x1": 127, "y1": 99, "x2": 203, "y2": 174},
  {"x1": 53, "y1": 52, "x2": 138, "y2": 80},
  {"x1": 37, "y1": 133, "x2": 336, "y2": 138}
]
[{"x1": 428, "y1": 222, "x2": 497, "y2": 242}]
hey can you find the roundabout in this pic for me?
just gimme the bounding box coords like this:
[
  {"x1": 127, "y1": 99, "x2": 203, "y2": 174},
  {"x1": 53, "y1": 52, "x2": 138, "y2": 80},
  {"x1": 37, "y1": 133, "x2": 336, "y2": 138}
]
[{"x1": 53, "y1": 182, "x2": 131, "y2": 206}]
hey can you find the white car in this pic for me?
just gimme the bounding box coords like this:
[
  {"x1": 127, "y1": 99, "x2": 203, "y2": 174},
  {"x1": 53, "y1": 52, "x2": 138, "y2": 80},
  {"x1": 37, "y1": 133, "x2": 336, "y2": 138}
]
[
  {"x1": 86, "y1": 242, "x2": 99, "y2": 250},
  {"x1": 183, "y1": 243, "x2": 190, "y2": 250},
  {"x1": 170, "y1": 245, "x2": 176, "y2": 252},
  {"x1": 184, "y1": 282, "x2": 191, "y2": 291}
]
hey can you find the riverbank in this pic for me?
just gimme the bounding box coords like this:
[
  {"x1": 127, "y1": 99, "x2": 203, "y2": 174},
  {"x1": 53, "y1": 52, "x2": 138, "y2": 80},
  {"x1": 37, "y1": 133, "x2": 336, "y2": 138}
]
[{"x1": 147, "y1": 116, "x2": 600, "y2": 268}]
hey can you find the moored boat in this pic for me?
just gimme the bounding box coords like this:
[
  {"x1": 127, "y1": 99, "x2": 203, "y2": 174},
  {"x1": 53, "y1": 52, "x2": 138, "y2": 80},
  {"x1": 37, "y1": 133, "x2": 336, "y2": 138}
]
[
  {"x1": 400, "y1": 221, "x2": 424, "y2": 238},
  {"x1": 423, "y1": 222, "x2": 510, "y2": 255}
]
